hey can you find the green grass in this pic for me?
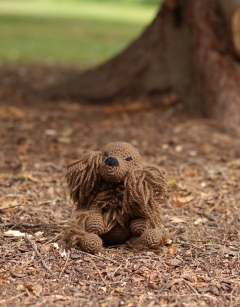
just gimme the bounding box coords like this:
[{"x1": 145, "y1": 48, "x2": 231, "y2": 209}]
[{"x1": 0, "y1": 0, "x2": 160, "y2": 66}]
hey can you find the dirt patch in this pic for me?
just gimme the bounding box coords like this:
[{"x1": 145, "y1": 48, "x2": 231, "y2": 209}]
[{"x1": 0, "y1": 64, "x2": 240, "y2": 307}]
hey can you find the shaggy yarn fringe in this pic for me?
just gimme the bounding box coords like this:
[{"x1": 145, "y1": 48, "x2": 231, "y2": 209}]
[
  {"x1": 64, "y1": 142, "x2": 169, "y2": 251},
  {"x1": 67, "y1": 155, "x2": 168, "y2": 232}
]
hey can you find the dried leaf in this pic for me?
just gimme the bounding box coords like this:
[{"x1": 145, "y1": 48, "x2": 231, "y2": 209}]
[
  {"x1": 11, "y1": 271, "x2": 27, "y2": 278},
  {"x1": 148, "y1": 283, "x2": 159, "y2": 290},
  {"x1": 165, "y1": 279, "x2": 182, "y2": 289},
  {"x1": 114, "y1": 287, "x2": 124, "y2": 293},
  {"x1": 168, "y1": 245, "x2": 177, "y2": 256},
  {"x1": 17, "y1": 284, "x2": 26, "y2": 290},
  {"x1": 59, "y1": 102, "x2": 81, "y2": 111},
  {"x1": 175, "y1": 145, "x2": 183, "y2": 152},
  {"x1": 0, "y1": 200, "x2": 18, "y2": 208},
  {"x1": 194, "y1": 218, "x2": 207, "y2": 225},
  {"x1": 4, "y1": 230, "x2": 32, "y2": 238},
  {"x1": 107, "y1": 297, "x2": 120, "y2": 307},
  {"x1": 100, "y1": 287, "x2": 107, "y2": 293},
  {"x1": 18, "y1": 143, "x2": 29, "y2": 155},
  {"x1": 221, "y1": 283, "x2": 231, "y2": 291},
  {"x1": 61, "y1": 128, "x2": 74, "y2": 137},
  {"x1": 31, "y1": 284, "x2": 43, "y2": 297},
  {"x1": 171, "y1": 200, "x2": 182, "y2": 207},
  {"x1": 0, "y1": 279, "x2": 8, "y2": 285},
  {"x1": 209, "y1": 285, "x2": 220, "y2": 295},
  {"x1": 170, "y1": 258, "x2": 182, "y2": 266},
  {"x1": 227, "y1": 159, "x2": 240, "y2": 168},
  {"x1": 167, "y1": 179, "x2": 178, "y2": 185},
  {"x1": 104, "y1": 102, "x2": 151, "y2": 114},
  {"x1": 58, "y1": 136, "x2": 72, "y2": 143},
  {"x1": 0, "y1": 106, "x2": 24, "y2": 118},
  {"x1": 132, "y1": 276, "x2": 145, "y2": 282},
  {"x1": 48, "y1": 186, "x2": 55, "y2": 197},
  {"x1": 23, "y1": 172, "x2": 39, "y2": 183},
  {"x1": 18, "y1": 283, "x2": 43, "y2": 297},
  {"x1": 149, "y1": 272, "x2": 158, "y2": 281},
  {"x1": 194, "y1": 218, "x2": 202, "y2": 225},
  {"x1": 178, "y1": 195, "x2": 194, "y2": 203},
  {"x1": 45, "y1": 129, "x2": 56, "y2": 136},
  {"x1": 170, "y1": 217, "x2": 185, "y2": 223},
  {"x1": 193, "y1": 283, "x2": 205, "y2": 288},
  {"x1": 34, "y1": 231, "x2": 44, "y2": 237},
  {"x1": 162, "y1": 93, "x2": 179, "y2": 107},
  {"x1": 51, "y1": 295, "x2": 71, "y2": 301}
]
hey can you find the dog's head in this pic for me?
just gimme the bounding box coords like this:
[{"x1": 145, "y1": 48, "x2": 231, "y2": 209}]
[
  {"x1": 66, "y1": 142, "x2": 142, "y2": 206},
  {"x1": 99, "y1": 142, "x2": 141, "y2": 183}
]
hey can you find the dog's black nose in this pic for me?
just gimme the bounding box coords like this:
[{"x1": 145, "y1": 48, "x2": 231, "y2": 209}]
[{"x1": 105, "y1": 157, "x2": 119, "y2": 167}]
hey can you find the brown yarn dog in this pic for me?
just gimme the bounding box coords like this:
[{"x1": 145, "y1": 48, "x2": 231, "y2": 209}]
[{"x1": 64, "y1": 142, "x2": 169, "y2": 253}]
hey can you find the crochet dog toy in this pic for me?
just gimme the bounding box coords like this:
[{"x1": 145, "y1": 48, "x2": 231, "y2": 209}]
[{"x1": 64, "y1": 142, "x2": 169, "y2": 253}]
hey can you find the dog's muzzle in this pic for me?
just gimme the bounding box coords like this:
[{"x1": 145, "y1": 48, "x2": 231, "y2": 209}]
[
  {"x1": 99, "y1": 156, "x2": 127, "y2": 183},
  {"x1": 105, "y1": 157, "x2": 119, "y2": 167}
]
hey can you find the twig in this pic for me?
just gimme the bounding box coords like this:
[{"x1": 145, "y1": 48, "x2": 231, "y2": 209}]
[
  {"x1": 129, "y1": 255, "x2": 163, "y2": 261},
  {"x1": 111, "y1": 264, "x2": 123, "y2": 277},
  {"x1": 0, "y1": 203, "x2": 22, "y2": 210},
  {"x1": 0, "y1": 292, "x2": 25, "y2": 304},
  {"x1": 206, "y1": 192, "x2": 223, "y2": 214},
  {"x1": 0, "y1": 194, "x2": 18, "y2": 202},
  {"x1": 78, "y1": 250, "x2": 119, "y2": 264},
  {"x1": 24, "y1": 234, "x2": 52, "y2": 275},
  {"x1": 230, "y1": 283, "x2": 238, "y2": 307},
  {"x1": 183, "y1": 279, "x2": 200, "y2": 298},
  {"x1": 88, "y1": 258, "x2": 108, "y2": 287},
  {"x1": 117, "y1": 290, "x2": 144, "y2": 296},
  {"x1": 157, "y1": 283, "x2": 167, "y2": 295},
  {"x1": 42, "y1": 230, "x2": 65, "y2": 245},
  {"x1": 220, "y1": 168, "x2": 229, "y2": 182},
  {"x1": 0, "y1": 221, "x2": 68, "y2": 228},
  {"x1": 59, "y1": 250, "x2": 70, "y2": 278},
  {"x1": 157, "y1": 276, "x2": 170, "y2": 294},
  {"x1": 49, "y1": 162, "x2": 62, "y2": 172},
  {"x1": 37, "y1": 200, "x2": 56, "y2": 205},
  {"x1": 9, "y1": 251, "x2": 36, "y2": 270},
  {"x1": 199, "y1": 263, "x2": 212, "y2": 277},
  {"x1": 91, "y1": 281, "x2": 126, "y2": 285},
  {"x1": 116, "y1": 289, "x2": 218, "y2": 299}
]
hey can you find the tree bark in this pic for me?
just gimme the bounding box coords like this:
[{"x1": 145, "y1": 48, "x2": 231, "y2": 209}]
[
  {"x1": 218, "y1": 0, "x2": 240, "y2": 57},
  {"x1": 190, "y1": 0, "x2": 240, "y2": 129},
  {"x1": 48, "y1": 0, "x2": 240, "y2": 131}
]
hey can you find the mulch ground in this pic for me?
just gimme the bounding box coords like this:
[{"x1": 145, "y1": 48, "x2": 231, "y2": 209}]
[{"x1": 0, "y1": 63, "x2": 240, "y2": 307}]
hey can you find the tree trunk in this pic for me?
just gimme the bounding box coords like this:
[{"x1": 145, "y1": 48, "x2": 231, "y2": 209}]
[{"x1": 48, "y1": 0, "x2": 240, "y2": 131}]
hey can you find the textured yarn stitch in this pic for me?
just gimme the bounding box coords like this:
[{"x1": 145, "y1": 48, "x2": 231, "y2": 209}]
[{"x1": 63, "y1": 142, "x2": 169, "y2": 253}]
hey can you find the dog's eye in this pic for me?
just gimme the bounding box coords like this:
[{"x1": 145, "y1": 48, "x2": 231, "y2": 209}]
[
  {"x1": 125, "y1": 157, "x2": 132, "y2": 161},
  {"x1": 104, "y1": 152, "x2": 109, "y2": 157}
]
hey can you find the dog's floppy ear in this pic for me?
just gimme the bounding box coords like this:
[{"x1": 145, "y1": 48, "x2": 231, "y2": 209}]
[
  {"x1": 142, "y1": 165, "x2": 169, "y2": 204},
  {"x1": 125, "y1": 165, "x2": 169, "y2": 227},
  {"x1": 66, "y1": 151, "x2": 102, "y2": 209}
]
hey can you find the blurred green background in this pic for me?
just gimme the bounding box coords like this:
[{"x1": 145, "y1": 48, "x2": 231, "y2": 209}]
[{"x1": 0, "y1": 0, "x2": 161, "y2": 67}]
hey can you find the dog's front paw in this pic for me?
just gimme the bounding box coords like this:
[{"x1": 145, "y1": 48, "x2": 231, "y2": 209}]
[
  {"x1": 130, "y1": 219, "x2": 150, "y2": 235},
  {"x1": 142, "y1": 229, "x2": 163, "y2": 249},
  {"x1": 80, "y1": 233, "x2": 103, "y2": 254}
]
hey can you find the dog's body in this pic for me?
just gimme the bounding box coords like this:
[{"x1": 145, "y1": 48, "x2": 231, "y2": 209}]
[{"x1": 64, "y1": 142, "x2": 169, "y2": 253}]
